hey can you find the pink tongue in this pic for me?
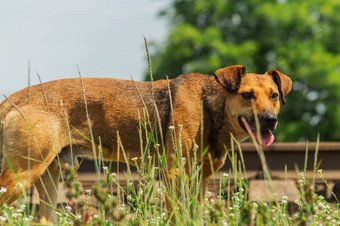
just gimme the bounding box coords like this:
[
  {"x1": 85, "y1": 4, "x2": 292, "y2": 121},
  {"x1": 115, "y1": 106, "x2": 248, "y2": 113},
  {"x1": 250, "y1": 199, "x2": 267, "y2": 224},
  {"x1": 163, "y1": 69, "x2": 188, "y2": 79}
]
[{"x1": 253, "y1": 130, "x2": 275, "y2": 146}]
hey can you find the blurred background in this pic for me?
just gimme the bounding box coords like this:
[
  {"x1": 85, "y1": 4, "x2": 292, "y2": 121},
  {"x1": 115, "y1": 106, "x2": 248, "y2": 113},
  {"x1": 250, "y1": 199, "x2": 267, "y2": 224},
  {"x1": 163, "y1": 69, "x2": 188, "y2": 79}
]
[
  {"x1": 2, "y1": 0, "x2": 340, "y2": 142},
  {"x1": 0, "y1": 0, "x2": 170, "y2": 95}
]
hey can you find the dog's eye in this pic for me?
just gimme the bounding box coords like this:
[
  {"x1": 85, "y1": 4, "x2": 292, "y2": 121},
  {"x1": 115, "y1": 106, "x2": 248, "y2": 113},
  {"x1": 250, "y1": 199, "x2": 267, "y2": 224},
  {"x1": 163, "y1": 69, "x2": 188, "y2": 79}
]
[
  {"x1": 241, "y1": 92, "x2": 253, "y2": 101},
  {"x1": 271, "y1": 93, "x2": 279, "y2": 101}
]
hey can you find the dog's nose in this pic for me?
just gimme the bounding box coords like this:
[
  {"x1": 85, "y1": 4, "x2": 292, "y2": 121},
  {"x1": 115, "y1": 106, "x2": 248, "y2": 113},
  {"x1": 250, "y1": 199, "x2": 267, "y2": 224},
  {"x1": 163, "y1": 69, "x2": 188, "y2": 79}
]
[{"x1": 260, "y1": 113, "x2": 277, "y2": 130}]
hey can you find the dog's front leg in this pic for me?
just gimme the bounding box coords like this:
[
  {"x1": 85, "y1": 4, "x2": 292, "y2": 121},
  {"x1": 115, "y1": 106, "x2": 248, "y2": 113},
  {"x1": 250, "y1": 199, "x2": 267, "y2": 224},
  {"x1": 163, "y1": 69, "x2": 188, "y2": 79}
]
[{"x1": 201, "y1": 154, "x2": 227, "y2": 198}]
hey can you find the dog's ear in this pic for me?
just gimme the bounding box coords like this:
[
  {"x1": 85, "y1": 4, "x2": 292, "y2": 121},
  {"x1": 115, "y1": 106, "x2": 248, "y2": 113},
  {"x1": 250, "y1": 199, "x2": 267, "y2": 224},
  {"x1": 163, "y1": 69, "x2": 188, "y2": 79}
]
[
  {"x1": 214, "y1": 65, "x2": 247, "y2": 93},
  {"x1": 267, "y1": 69, "x2": 292, "y2": 105}
]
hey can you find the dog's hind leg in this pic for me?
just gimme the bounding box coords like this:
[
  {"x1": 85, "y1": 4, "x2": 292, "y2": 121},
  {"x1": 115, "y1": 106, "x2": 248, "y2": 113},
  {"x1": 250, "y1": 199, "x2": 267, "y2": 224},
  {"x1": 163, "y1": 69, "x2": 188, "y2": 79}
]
[
  {"x1": 0, "y1": 108, "x2": 65, "y2": 219},
  {"x1": 35, "y1": 159, "x2": 60, "y2": 224}
]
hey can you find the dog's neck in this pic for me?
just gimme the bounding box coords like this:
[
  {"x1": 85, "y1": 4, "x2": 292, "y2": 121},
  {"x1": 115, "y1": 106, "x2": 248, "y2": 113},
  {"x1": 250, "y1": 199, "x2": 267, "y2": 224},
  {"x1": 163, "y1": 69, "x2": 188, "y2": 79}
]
[{"x1": 203, "y1": 76, "x2": 237, "y2": 159}]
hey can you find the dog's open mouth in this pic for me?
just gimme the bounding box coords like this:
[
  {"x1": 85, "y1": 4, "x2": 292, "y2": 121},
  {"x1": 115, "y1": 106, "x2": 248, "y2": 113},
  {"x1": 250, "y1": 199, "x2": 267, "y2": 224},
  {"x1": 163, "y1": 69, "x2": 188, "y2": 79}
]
[{"x1": 238, "y1": 116, "x2": 274, "y2": 147}]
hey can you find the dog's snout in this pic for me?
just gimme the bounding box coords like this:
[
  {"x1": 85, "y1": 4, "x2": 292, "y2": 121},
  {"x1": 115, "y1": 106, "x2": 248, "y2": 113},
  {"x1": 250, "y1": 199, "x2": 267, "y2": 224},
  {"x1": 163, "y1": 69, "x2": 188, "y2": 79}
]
[
  {"x1": 260, "y1": 113, "x2": 277, "y2": 130},
  {"x1": 264, "y1": 114, "x2": 277, "y2": 125}
]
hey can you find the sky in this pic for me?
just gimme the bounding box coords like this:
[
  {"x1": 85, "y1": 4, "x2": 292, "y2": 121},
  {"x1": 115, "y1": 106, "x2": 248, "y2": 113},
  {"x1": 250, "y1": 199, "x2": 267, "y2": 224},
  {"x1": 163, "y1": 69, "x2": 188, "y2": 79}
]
[{"x1": 0, "y1": 0, "x2": 170, "y2": 99}]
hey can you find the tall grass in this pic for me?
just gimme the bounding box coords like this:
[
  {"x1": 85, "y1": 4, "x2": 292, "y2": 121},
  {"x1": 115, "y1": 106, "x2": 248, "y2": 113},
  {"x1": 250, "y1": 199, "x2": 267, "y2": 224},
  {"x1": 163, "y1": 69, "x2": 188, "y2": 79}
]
[{"x1": 1, "y1": 97, "x2": 340, "y2": 224}]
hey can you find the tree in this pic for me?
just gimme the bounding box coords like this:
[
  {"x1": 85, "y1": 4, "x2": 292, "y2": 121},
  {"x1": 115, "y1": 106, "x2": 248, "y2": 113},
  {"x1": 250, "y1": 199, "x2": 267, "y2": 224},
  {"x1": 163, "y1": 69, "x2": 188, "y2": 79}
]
[{"x1": 146, "y1": 0, "x2": 340, "y2": 142}]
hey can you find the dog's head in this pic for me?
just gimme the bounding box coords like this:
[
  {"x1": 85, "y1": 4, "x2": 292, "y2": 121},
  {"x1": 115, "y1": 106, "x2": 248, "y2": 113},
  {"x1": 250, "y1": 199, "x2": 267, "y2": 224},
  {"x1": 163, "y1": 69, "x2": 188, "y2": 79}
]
[{"x1": 214, "y1": 65, "x2": 292, "y2": 146}]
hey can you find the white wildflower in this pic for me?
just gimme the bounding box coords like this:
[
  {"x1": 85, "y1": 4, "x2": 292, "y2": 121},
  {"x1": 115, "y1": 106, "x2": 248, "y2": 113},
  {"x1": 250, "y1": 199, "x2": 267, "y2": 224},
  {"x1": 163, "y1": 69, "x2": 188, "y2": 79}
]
[
  {"x1": 12, "y1": 213, "x2": 22, "y2": 218},
  {"x1": 85, "y1": 189, "x2": 92, "y2": 195},
  {"x1": 92, "y1": 214, "x2": 99, "y2": 219},
  {"x1": 14, "y1": 182, "x2": 23, "y2": 190},
  {"x1": 0, "y1": 216, "x2": 6, "y2": 222},
  {"x1": 131, "y1": 157, "x2": 138, "y2": 161},
  {"x1": 317, "y1": 169, "x2": 323, "y2": 174},
  {"x1": 102, "y1": 166, "x2": 108, "y2": 173},
  {"x1": 169, "y1": 126, "x2": 175, "y2": 130},
  {"x1": 16, "y1": 208, "x2": 24, "y2": 213},
  {"x1": 223, "y1": 173, "x2": 229, "y2": 178},
  {"x1": 282, "y1": 195, "x2": 288, "y2": 203},
  {"x1": 110, "y1": 172, "x2": 117, "y2": 179},
  {"x1": 65, "y1": 205, "x2": 72, "y2": 212},
  {"x1": 0, "y1": 187, "x2": 7, "y2": 194},
  {"x1": 318, "y1": 202, "x2": 325, "y2": 209}
]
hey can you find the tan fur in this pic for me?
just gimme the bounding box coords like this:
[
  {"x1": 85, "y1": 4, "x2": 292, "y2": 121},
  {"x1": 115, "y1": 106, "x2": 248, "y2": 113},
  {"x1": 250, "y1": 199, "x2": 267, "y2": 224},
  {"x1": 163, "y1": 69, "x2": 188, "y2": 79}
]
[{"x1": 0, "y1": 65, "x2": 292, "y2": 224}]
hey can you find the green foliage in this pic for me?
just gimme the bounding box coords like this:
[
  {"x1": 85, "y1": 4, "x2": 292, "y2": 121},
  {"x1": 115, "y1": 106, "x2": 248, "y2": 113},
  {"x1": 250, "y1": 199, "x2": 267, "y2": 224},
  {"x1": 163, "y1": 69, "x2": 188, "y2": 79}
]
[{"x1": 147, "y1": 0, "x2": 340, "y2": 141}]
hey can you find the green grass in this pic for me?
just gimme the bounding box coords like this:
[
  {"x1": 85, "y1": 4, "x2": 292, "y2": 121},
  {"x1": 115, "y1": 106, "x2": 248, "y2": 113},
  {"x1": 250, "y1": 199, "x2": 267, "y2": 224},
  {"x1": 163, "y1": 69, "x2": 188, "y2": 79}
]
[{"x1": 1, "y1": 136, "x2": 340, "y2": 225}]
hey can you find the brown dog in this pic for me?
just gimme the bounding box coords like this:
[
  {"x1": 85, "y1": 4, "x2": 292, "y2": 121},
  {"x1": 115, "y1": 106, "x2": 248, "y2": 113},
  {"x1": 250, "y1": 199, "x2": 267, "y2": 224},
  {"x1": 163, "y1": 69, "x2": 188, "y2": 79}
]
[{"x1": 0, "y1": 65, "x2": 291, "y2": 224}]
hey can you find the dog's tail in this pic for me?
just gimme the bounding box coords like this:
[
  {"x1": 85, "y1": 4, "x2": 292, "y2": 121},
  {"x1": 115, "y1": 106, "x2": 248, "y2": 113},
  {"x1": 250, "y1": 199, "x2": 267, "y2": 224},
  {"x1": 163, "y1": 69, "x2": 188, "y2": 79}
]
[{"x1": 0, "y1": 99, "x2": 14, "y2": 173}]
